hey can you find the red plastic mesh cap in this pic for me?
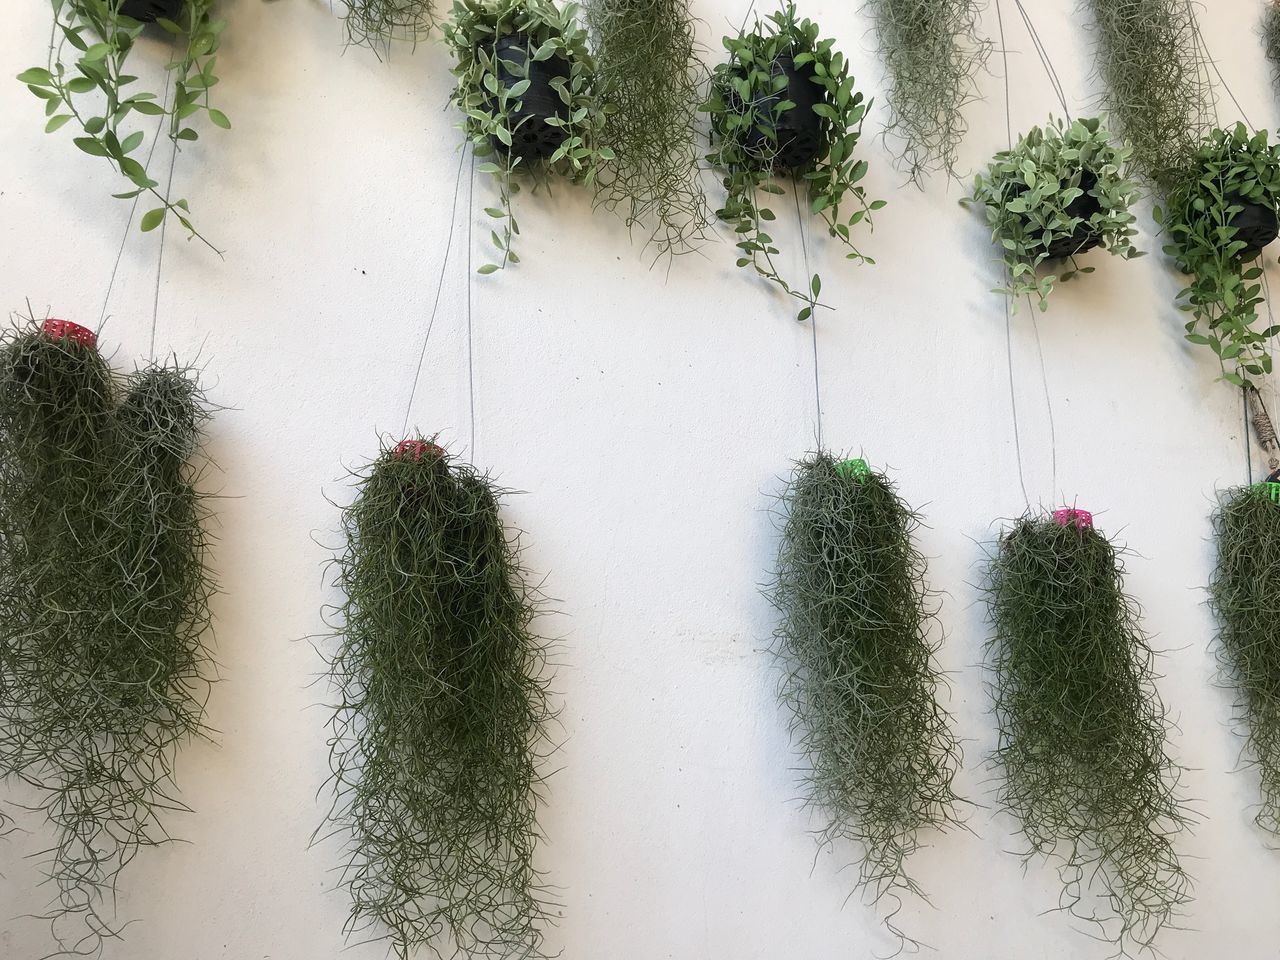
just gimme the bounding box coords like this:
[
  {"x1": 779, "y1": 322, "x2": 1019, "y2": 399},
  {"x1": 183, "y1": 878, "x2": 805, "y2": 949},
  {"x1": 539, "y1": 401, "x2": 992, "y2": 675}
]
[
  {"x1": 1052, "y1": 507, "x2": 1094, "y2": 530},
  {"x1": 393, "y1": 439, "x2": 445, "y2": 462},
  {"x1": 43, "y1": 318, "x2": 97, "y2": 349}
]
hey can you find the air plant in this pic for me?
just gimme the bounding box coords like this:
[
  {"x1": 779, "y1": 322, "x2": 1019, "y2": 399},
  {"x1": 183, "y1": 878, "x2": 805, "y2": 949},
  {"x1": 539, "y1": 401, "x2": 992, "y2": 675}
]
[
  {"x1": 1082, "y1": 0, "x2": 1215, "y2": 192},
  {"x1": 1264, "y1": 1, "x2": 1280, "y2": 88},
  {"x1": 0, "y1": 318, "x2": 216, "y2": 957},
  {"x1": 984, "y1": 508, "x2": 1191, "y2": 953},
  {"x1": 342, "y1": 0, "x2": 440, "y2": 49},
  {"x1": 865, "y1": 0, "x2": 990, "y2": 181},
  {"x1": 1211, "y1": 480, "x2": 1280, "y2": 834},
  {"x1": 964, "y1": 115, "x2": 1141, "y2": 308},
  {"x1": 322, "y1": 439, "x2": 557, "y2": 960},
  {"x1": 768, "y1": 452, "x2": 963, "y2": 910},
  {"x1": 584, "y1": 0, "x2": 711, "y2": 257}
]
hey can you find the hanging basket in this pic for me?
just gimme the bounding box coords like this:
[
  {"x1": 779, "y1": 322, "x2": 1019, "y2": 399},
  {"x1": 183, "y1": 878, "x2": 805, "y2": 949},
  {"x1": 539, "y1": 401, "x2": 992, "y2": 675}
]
[
  {"x1": 730, "y1": 53, "x2": 827, "y2": 171},
  {"x1": 393, "y1": 439, "x2": 446, "y2": 462},
  {"x1": 1052, "y1": 507, "x2": 1094, "y2": 530},
  {"x1": 42, "y1": 318, "x2": 97, "y2": 349},
  {"x1": 120, "y1": 0, "x2": 185, "y2": 23},
  {"x1": 1042, "y1": 170, "x2": 1104, "y2": 260},
  {"x1": 488, "y1": 33, "x2": 571, "y2": 163},
  {"x1": 1225, "y1": 195, "x2": 1280, "y2": 261}
]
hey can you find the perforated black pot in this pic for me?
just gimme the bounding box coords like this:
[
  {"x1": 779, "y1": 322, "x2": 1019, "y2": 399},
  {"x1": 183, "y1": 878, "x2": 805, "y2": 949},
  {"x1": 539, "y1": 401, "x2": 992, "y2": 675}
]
[
  {"x1": 487, "y1": 33, "x2": 571, "y2": 163},
  {"x1": 1042, "y1": 170, "x2": 1104, "y2": 260},
  {"x1": 120, "y1": 0, "x2": 184, "y2": 23},
  {"x1": 732, "y1": 54, "x2": 827, "y2": 172},
  {"x1": 1226, "y1": 195, "x2": 1279, "y2": 260}
]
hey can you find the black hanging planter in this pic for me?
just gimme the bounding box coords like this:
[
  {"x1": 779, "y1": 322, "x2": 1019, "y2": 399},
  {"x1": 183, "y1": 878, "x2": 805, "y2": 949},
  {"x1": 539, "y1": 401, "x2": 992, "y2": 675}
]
[
  {"x1": 1226, "y1": 195, "x2": 1280, "y2": 260},
  {"x1": 488, "y1": 33, "x2": 571, "y2": 163},
  {"x1": 1043, "y1": 170, "x2": 1104, "y2": 260},
  {"x1": 735, "y1": 54, "x2": 827, "y2": 171},
  {"x1": 120, "y1": 0, "x2": 185, "y2": 23}
]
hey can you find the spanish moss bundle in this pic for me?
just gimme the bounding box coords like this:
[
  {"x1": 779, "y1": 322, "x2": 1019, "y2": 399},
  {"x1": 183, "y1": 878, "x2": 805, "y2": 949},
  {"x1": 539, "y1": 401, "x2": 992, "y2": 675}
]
[
  {"x1": 985, "y1": 509, "x2": 1191, "y2": 952},
  {"x1": 1265, "y1": 2, "x2": 1280, "y2": 87},
  {"x1": 1210, "y1": 480, "x2": 1280, "y2": 833},
  {"x1": 768, "y1": 453, "x2": 963, "y2": 909},
  {"x1": 865, "y1": 0, "x2": 990, "y2": 181},
  {"x1": 0, "y1": 319, "x2": 215, "y2": 956},
  {"x1": 584, "y1": 0, "x2": 711, "y2": 256},
  {"x1": 342, "y1": 0, "x2": 439, "y2": 50},
  {"x1": 324, "y1": 439, "x2": 556, "y2": 960},
  {"x1": 1083, "y1": 0, "x2": 1215, "y2": 192}
]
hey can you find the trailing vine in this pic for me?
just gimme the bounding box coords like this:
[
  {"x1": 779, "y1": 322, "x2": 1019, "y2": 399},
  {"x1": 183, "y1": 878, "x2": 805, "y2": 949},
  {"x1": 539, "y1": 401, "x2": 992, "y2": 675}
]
[
  {"x1": 704, "y1": 3, "x2": 881, "y2": 322},
  {"x1": 19, "y1": 0, "x2": 228, "y2": 251}
]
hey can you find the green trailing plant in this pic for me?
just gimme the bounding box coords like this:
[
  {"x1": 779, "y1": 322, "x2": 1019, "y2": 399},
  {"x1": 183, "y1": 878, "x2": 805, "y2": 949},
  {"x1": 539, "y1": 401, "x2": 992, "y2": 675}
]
[
  {"x1": 1211, "y1": 480, "x2": 1280, "y2": 834},
  {"x1": 1156, "y1": 123, "x2": 1280, "y2": 386},
  {"x1": 865, "y1": 0, "x2": 990, "y2": 181},
  {"x1": 18, "y1": 0, "x2": 229, "y2": 251},
  {"x1": 704, "y1": 3, "x2": 882, "y2": 322},
  {"x1": 964, "y1": 115, "x2": 1141, "y2": 309},
  {"x1": 984, "y1": 510, "x2": 1191, "y2": 953},
  {"x1": 1266, "y1": 2, "x2": 1280, "y2": 87},
  {"x1": 768, "y1": 452, "x2": 963, "y2": 910},
  {"x1": 0, "y1": 318, "x2": 216, "y2": 957},
  {"x1": 1082, "y1": 0, "x2": 1215, "y2": 192},
  {"x1": 445, "y1": 0, "x2": 610, "y2": 272},
  {"x1": 584, "y1": 0, "x2": 710, "y2": 257},
  {"x1": 323, "y1": 439, "x2": 556, "y2": 960},
  {"x1": 342, "y1": 0, "x2": 439, "y2": 49}
]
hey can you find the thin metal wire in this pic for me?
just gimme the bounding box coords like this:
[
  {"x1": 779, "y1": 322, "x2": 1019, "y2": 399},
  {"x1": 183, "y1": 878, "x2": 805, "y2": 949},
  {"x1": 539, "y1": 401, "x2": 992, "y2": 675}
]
[
  {"x1": 793, "y1": 185, "x2": 822, "y2": 450},
  {"x1": 1027, "y1": 297, "x2": 1058, "y2": 498},
  {"x1": 1011, "y1": 0, "x2": 1071, "y2": 120},
  {"x1": 149, "y1": 132, "x2": 180, "y2": 361},
  {"x1": 467, "y1": 150, "x2": 477, "y2": 459}
]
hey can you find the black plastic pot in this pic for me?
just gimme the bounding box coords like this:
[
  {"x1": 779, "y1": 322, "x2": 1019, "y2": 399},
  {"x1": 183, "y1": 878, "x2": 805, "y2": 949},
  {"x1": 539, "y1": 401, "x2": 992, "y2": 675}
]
[
  {"x1": 120, "y1": 0, "x2": 184, "y2": 23},
  {"x1": 733, "y1": 54, "x2": 827, "y2": 171},
  {"x1": 1042, "y1": 170, "x2": 1103, "y2": 260},
  {"x1": 1226, "y1": 195, "x2": 1279, "y2": 260},
  {"x1": 487, "y1": 34, "x2": 571, "y2": 163}
]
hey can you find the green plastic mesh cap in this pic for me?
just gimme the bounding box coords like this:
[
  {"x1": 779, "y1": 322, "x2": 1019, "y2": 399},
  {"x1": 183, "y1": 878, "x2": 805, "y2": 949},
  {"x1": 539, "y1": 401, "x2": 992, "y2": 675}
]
[
  {"x1": 1253, "y1": 482, "x2": 1280, "y2": 504},
  {"x1": 835, "y1": 458, "x2": 870, "y2": 481}
]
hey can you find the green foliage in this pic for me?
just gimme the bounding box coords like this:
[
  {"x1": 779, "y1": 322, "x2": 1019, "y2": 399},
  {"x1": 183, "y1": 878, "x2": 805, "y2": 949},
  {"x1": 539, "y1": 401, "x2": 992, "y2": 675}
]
[
  {"x1": 964, "y1": 116, "x2": 1141, "y2": 309},
  {"x1": 703, "y1": 3, "x2": 882, "y2": 322},
  {"x1": 768, "y1": 452, "x2": 963, "y2": 908},
  {"x1": 445, "y1": 0, "x2": 610, "y2": 272},
  {"x1": 19, "y1": 0, "x2": 228, "y2": 251},
  {"x1": 1266, "y1": 2, "x2": 1280, "y2": 87},
  {"x1": 1156, "y1": 124, "x2": 1280, "y2": 386},
  {"x1": 342, "y1": 0, "x2": 439, "y2": 49},
  {"x1": 1082, "y1": 0, "x2": 1215, "y2": 193},
  {"x1": 585, "y1": 0, "x2": 710, "y2": 258},
  {"x1": 1210, "y1": 482, "x2": 1280, "y2": 834},
  {"x1": 984, "y1": 514, "x2": 1191, "y2": 953},
  {"x1": 323, "y1": 440, "x2": 556, "y2": 960},
  {"x1": 0, "y1": 321, "x2": 215, "y2": 958},
  {"x1": 865, "y1": 0, "x2": 989, "y2": 181}
]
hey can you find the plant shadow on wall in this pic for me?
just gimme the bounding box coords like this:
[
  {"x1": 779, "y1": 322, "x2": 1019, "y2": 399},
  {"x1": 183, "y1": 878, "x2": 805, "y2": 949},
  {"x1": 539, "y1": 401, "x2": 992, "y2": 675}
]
[
  {"x1": 703, "y1": 3, "x2": 882, "y2": 322},
  {"x1": 445, "y1": 0, "x2": 611, "y2": 273},
  {"x1": 18, "y1": 0, "x2": 231, "y2": 252},
  {"x1": 963, "y1": 116, "x2": 1142, "y2": 310}
]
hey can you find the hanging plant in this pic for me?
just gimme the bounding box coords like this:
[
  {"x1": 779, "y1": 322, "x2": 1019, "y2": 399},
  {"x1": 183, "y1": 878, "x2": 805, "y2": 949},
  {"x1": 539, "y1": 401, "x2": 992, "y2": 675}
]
[
  {"x1": 964, "y1": 116, "x2": 1141, "y2": 309},
  {"x1": 323, "y1": 439, "x2": 556, "y2": 960},
  {"x1": 444, "y1": 0, "x2": 610, "y2": 272},
  {"x1": 984, "y1": 508, "x2": 1191, "y2": 952},
  {"x1": 18, "y1": 0, "x2": 229, "y2": 251},
  {"x1": 1082, "y1": 0, "x2": 1215, "y2": 192},
  {"x1": 342, "y1": 0, "x2": 439, "y2": 49},
  {"x1": 703, "y1": 3, "x2": 882, "y2": 322},
  {"x1": 0, "y1": 318, "x2": 215, "y2": 957},
  {"x1": 583, "y1": 0, "x2": 710, "y2": 257},
  {"x1": 865, "y1": 0, "x2": 989, "y2": 180},
  {"x1": 768, "y1": 452, "x2": 963, "y2": 907},
  {"x1": 1211, "y1": 479, "x2": 1280, "y2": 834},
  {"x1": 1156, "y1": 123, "x2": 1280, "y2": 387}
]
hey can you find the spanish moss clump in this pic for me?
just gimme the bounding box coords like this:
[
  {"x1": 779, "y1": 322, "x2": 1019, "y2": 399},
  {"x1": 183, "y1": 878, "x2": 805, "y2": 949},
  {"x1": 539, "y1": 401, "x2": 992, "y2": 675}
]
[
  {"x1": 866, "y1": 0, "x2": 990, "y2": 181},
  {"x1": 0, "y1": 321, "x2": 215, "y2": 957},
  {"x1": 1265, "y1": 2, "x2": 1280, "y2": 87},
  {"x1": 585, "y1": 0, "x2": 711, "y2": 257},
  {"x1": 768, "y1": 452, "x2": 963, "y2": 910},
  {"x1": 323, "y1": 440, "x2": 557, "y2": 960},
  {"x1": 342, "y1": 0, "x2": 439, "y2": 50},
  {"x1": 1083, "y1": 0, "x2": 1215, "y2": 192},
  {"x1": 985, "y1": 511, "x2": 1191, "y2": 952},
  {"x1": 1210, "y1": 482, "x2": 1280, "y2": 833}
]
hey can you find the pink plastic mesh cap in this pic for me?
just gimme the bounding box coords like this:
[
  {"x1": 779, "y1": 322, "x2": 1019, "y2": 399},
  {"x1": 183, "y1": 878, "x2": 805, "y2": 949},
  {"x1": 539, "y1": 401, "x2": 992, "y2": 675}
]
[
  {"x1": 42, "y1": 318, "x2": 96, "y2": 349},
  {"x1": 393, "y1": 439, "x2": 445, "y2": 462},
  {"x1": 1053, "y1": 508, "x2": 1094, "y2": 530}
]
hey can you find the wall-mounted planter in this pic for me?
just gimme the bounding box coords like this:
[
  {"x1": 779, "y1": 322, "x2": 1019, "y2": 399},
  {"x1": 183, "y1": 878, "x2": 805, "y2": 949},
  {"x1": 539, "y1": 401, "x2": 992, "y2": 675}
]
[
  {"x1": 489, "y1": 33, "x2": 571, "y2": 163},
  {"x1": 731, "y1": 54, "x2": 826, "y2": 171},
  {"x1": 1224, "y1": 195, "x2": 1280, "y2": 261},
  {"x1": 1041, "y1": 170, "x2": 1104, "y2": 260},
  {"x1": 120, "y1": 0, "x2": 185, "y2": 22}
]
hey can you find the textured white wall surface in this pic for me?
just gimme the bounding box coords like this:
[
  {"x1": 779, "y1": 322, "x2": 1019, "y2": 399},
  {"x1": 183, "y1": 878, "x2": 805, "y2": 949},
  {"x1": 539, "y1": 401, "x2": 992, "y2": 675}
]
[{"x1": 2, "y1": 1, "x2": 1279, "y2": 957}]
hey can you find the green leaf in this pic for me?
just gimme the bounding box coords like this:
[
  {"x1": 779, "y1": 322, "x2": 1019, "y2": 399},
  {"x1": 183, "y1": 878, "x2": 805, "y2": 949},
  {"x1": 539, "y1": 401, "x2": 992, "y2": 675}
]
[
  {"x1": 140, "y1": 207, "x2": 166, "y2": 232},
  {"x1": 208, "y1": 109, "x2": 231, "y2": 130},
  {"x1": 45, "y1": 114, "x2": 72, "y2": 133},
  {"x1": 16, "y1": 68, "x2": 54, "y2": 86},
  {"x1": 73, "y1": 136, "x2": 109, "y2": 158},
  {"x1": 477, "y1": 263, "x2": 500, "y2": 275}
]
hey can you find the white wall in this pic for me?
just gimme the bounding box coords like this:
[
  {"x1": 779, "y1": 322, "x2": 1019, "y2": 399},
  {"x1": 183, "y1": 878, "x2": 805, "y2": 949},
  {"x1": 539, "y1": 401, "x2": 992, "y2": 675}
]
[{"x1": 1, "y1": 1, "x2": 1278, "y2": 957}]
